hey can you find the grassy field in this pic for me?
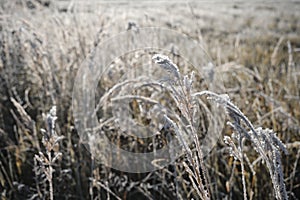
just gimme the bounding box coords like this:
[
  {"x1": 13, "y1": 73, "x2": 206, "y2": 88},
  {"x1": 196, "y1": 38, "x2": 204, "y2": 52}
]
[{"x1": 0, "y1": 0, "x2": 300, "y2": 199}]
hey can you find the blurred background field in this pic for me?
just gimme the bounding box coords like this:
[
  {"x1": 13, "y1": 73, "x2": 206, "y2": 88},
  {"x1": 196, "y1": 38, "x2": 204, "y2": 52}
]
[{"x1": 0, "y1": 0, "x2": 299, "y2": 199}]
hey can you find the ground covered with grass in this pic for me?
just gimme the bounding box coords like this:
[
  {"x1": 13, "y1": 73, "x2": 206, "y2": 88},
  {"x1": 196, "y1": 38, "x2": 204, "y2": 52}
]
[{"x1": 0, "y1": 1, "x2": 299, "y2": 199}]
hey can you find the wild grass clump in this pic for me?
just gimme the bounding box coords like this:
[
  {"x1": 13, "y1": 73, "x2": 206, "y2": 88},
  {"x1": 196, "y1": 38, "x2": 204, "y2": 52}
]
[
  {"x1": 153, "y1": 54, "x2": 289, "y2": 200},
  {"x1": 198, "y1": 91, "x2": 288, "y2": 200}
]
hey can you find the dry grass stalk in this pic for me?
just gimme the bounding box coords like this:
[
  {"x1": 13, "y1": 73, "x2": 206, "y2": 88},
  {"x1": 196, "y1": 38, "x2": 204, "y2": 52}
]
[
  {"x1": 34, "y1": 106, "x2": 64, "y2": 200},
  {"x1": 153, "y1": 54, "x2": 210, "y2": 200}
]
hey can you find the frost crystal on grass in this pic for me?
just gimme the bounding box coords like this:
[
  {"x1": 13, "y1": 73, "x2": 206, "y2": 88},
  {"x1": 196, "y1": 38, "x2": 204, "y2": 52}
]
[{"x1": 152, "y1": 54, "x2": 180, "y2": 79}]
